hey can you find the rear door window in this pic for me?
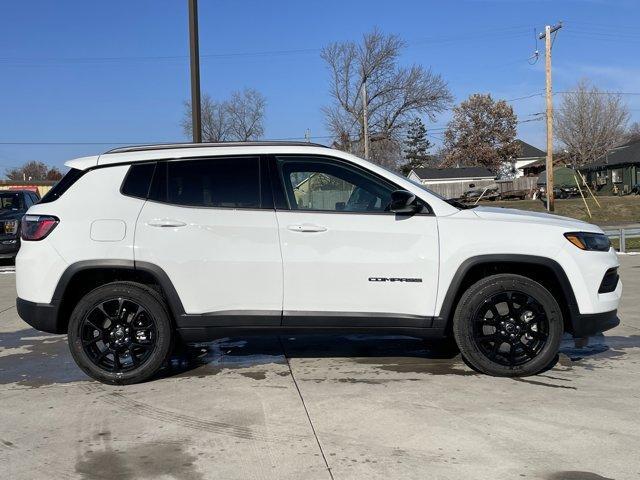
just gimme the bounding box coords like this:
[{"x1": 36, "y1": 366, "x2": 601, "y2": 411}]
[{"x1": 149, "y1": 157, "x2": 262, "y2": 208}]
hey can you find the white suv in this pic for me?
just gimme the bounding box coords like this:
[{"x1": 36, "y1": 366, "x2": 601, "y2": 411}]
[{"x1": 16, "y1": 142, "x2": 622, "y2": 384}]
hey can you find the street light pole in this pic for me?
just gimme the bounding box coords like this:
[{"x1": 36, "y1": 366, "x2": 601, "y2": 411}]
[{"x1": 188, "y1": 0, "x2": 202, "y2": 143}]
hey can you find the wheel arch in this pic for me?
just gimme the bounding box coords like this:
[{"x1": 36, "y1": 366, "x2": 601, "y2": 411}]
[
  {"x1": 52, "y1": 260, "x2": 185, "y2": 333},
  {"x1": 435, "y1": 254, "x2": 579, "y2": 335}
]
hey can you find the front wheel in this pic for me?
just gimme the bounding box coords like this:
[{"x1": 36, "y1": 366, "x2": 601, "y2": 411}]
[
  {"x1": 452, "y1": 274, "x2": 563, "y2": 377},
  {"x1": 68, "y1": 282, "x2": 173, "y2": 385}
]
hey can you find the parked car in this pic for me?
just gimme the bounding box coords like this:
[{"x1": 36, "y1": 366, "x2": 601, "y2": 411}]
[
  {"x1": 0, "y1": 189, "x2": 40, "y2": 259},
  {"x1": 538, "y1": 186, "x2": 579, "y2": 201},
  {"x1": 16, "y1": 142, "x2": 621, "y2": 384}
]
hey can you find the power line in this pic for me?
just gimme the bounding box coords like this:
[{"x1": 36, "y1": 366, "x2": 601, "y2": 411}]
[
  {"x1": 566, "y1": 20, "x2": 640, "y2": 31},
  {"x1": 505, "y1": 92, "x2": 543, "y2": 102},
  {"x1": 555, "y1": 91, "x2": 640, "y2": 96}
]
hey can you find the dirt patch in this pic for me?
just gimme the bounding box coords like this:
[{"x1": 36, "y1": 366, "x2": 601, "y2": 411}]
[{"x1": 76, "y1": 440, "x2": 203, "y2": 480}]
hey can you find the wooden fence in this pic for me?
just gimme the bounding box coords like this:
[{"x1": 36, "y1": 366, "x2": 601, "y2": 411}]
[
  {"x1": 426, "y1": 180, "x2": 495, "y2": 199},
  {"x1": 425, "y1": 176, "x2": 539, "y2": 199}
]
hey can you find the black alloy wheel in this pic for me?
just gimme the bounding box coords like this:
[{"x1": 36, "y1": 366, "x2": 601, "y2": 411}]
[
  {"x1": 80, "y1": 297, "x2": 157, "y2": 373},
  {"x1": 472, "y1": 291, "x2": 549, "y2": 367},
  {"x1": 68, "y1": 282, "x2": 173, "y2": 384},
  {"x1": 453, "y1": 274, "x2": 563, "y2": 377}
]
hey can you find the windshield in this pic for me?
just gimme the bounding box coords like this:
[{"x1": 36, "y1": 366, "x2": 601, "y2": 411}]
[{"x1": 0, "y1": 192, "x2": 22, "y2": 210}]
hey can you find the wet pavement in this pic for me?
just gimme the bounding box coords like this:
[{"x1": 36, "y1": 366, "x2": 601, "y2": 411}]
[{"x1": 1, "y1": 257, "x2": 639, "y2": 479}]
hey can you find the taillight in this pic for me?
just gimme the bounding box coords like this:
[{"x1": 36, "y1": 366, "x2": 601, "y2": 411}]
[{"x1": 21, "y1": 215, "x2": 59, "y2": 241}]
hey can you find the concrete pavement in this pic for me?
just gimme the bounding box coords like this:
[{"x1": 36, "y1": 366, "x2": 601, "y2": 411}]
[{"x1": 1, "y1": 257, "x2": 639, "y2": 480}]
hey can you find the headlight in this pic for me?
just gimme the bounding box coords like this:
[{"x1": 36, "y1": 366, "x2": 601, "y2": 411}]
[
  {"x1": 4, "y1": 220, "x2": 18, "y2": 235},
  {"x1": 564, "y1": 232, "x2": 611, "y2": 251}
]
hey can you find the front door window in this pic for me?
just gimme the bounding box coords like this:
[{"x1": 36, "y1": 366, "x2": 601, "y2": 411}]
[{"x1": 277, "y1": 157, "x2": 395, "y2": 213}]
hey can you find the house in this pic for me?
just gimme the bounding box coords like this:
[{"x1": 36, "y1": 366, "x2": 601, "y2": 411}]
[
  {"x1": 579, "y1": 139, "x2": 640, "y2": 194},
  {"x1": 408, "y1": 166, "x2": 495, "y2": 199},
  {"x1": 513, "y1": 140, "x2": 546, "y2": 177}
]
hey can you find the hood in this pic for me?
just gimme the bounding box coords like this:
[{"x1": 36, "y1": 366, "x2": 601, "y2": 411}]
[{"x1": 472, "y1": 206, "x2": 602, "y2": 233}]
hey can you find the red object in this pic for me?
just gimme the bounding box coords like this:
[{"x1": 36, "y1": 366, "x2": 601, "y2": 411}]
[
  {"x1": 21, "y1": 215, "x2": 59, "y2": 241},
  {"x1": 8, "y1": 185, "x2": 39, "y2": 193}
]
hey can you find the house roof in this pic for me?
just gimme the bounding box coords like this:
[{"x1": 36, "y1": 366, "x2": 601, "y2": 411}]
[
  {"x1": 518, "y1": 156, "x2": 565, "y2": 171},
  {"x1": 411, "y1": 166, "x2": 494, "y2": 180},
  {"x1": 582, "y1": 139, "x2": 640, "y2": 169},
  {"x1": 515, "y1": 139, "x2": 546, "y2": 159}
]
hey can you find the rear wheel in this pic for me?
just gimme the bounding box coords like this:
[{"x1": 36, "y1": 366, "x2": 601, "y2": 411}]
[
  {"x1": 453, "y1": 274, "x2": 563, "y2": 376},
  {"x1": 68, "y1": 282, "x2": 173, "y2": 384}
]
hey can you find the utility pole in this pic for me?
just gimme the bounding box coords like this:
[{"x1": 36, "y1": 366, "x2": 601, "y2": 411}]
[
  {"x1": 188, "y1": 0, "x2": 202, "y2": 143},
  {"x1": 361, "y1": 77, "x2": 370, "y2": 159},
  {"x1": 539, "y1": 22, "x2": 562, "y2": 212}
]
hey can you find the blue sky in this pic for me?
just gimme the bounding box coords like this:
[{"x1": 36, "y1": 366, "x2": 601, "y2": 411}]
[{"x1": 1, "y1": 0, "x2": 639, "y2": 171}]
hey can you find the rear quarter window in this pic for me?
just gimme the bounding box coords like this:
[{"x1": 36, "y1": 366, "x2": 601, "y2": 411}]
[
  {"x1": 121, "y1": 163, "x2": 156, "y2": 199},
  {"x1": 39, "y1": 168, "x2": 86, "y2": 204}
]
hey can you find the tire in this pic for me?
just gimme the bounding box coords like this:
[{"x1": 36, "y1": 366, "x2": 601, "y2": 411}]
[
  {"x1": 68, "y1": 281, "x2": 174, "y2": 385},
  {"x1": 452, "y1": 274, "x2": 563, "y2": 377}
]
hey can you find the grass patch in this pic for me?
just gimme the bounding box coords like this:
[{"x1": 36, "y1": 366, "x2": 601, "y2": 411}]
[
  {"x1": 610, "y1": 236, "x2": 640, "y2": 252},
  {"x1": 476, "y1": 196, "x2": 640, "y2": 227}
]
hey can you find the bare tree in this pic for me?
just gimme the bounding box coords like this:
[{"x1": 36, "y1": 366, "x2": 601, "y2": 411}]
[
  {"x1": 442, "y1": 94, "x2": 520, "y2": 173},
  {"x1": 183, "y1": 89, "x2": 266, "y2": 142},
  {"x1": 321, "y1": 28, "x2": 452, "y2": 168},
  {"x1": 5, "y1": 161, "x2": 60, "y2": 181},
  {"x1": 555, "y1": 80, "x2": 630, "y2": 166},
  {"x1": 626, "y1": 121, "x2": 640, "y2": 144},
  {"x1": 45, "y1": 167, "x2": 63, "y2": 181},
  {"x1": 226, "y1": 89, "x2": 266, "y2": 141}
]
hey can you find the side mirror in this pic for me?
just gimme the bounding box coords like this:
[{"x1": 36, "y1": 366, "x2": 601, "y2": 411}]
[{"x1": 389, "y1": 189, "x2": 418, "y2": 214}]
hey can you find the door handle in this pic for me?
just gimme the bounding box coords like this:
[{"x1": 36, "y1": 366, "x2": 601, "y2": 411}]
[
  {"x1": 287, "y1": 223, "x2": 328, "y2": 233},
  {"x1": 147, "y1": 218, "x2": 187, "y2": 228}
]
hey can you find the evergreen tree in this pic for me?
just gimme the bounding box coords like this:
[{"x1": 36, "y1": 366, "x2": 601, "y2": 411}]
[{"x1": 400, "y1": 118, "x2": 432, "y2": 175}]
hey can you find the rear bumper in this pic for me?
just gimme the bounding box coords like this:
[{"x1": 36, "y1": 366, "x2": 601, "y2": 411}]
[
  {"x1": 16, "y1": 297, "x2": 62, "y2": 334},
  {"x1": 571, "y1": 309, "x2": 619, "y2": 338}
]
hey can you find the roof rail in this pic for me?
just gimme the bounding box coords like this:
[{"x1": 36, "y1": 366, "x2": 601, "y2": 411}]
[{"x1": 103, "y1": 141, "x2": 328, "y2": 155}]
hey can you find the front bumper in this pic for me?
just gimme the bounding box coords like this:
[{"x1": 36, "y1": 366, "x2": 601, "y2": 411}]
[
  {"x1": 16, "y1": 297, "x2": 62, "y2": 334},
  {"x1": 571, "y1": 309, "x2": 620, "y2": 337},
  {"x1": 0, "y1": 237, "x2": 19, "y2": 258}
]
